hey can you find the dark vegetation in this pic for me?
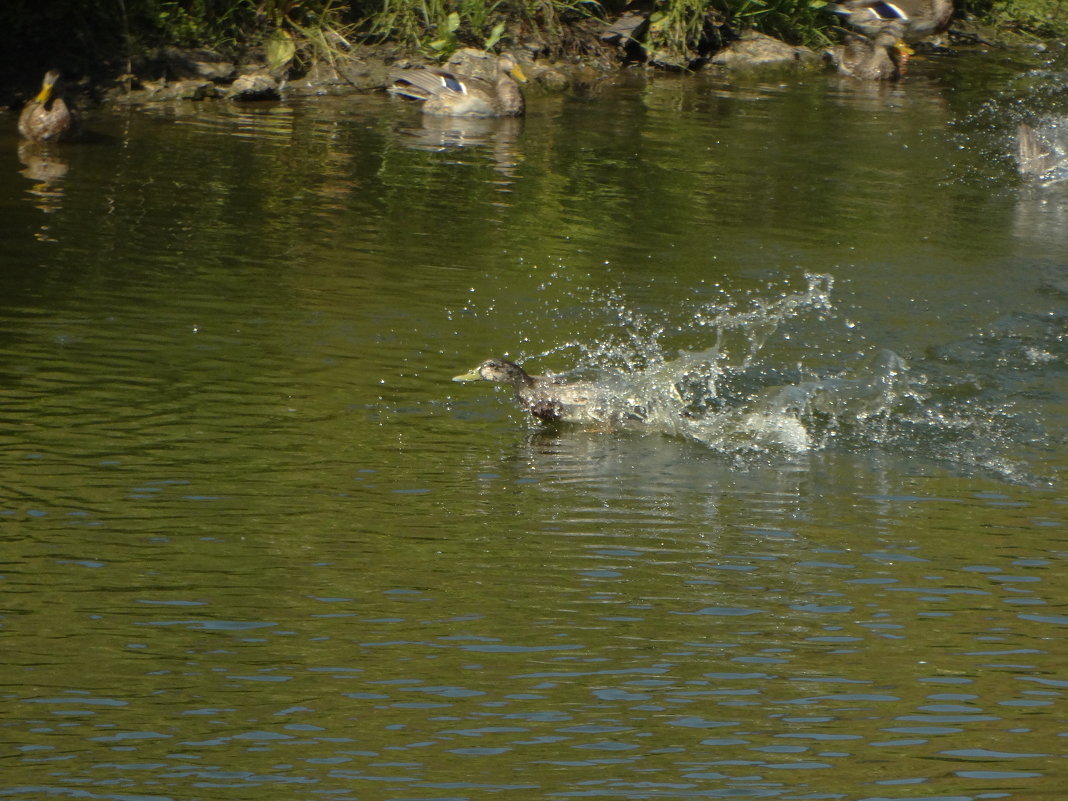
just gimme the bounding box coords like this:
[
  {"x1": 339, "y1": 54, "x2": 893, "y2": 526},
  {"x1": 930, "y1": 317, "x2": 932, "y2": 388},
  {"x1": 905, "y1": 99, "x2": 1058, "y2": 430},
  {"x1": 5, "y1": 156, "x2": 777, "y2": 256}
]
[{"x1": 1, "y1": 0, "x2": 1065, "y2": 98}]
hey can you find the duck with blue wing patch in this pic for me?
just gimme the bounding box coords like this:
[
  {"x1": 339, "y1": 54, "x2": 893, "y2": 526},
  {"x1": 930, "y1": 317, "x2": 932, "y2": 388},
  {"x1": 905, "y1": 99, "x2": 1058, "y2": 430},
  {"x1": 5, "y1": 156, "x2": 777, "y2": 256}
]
[
  {"x1": 826, "y1": 0, "x2": 953, "y2": 40},
  {"x1": 389, "y1": 54, "x2": 526, "y2": 118}
]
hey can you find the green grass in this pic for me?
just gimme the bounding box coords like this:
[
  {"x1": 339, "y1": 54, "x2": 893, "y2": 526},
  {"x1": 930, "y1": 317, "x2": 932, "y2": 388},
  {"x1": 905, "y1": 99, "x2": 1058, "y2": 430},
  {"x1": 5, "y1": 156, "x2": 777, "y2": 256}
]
[
  {"x1": 0, "y1": 0, "x2": 1063, "y2": 93},
  {"x1": 976, "y1": 0, "x2": 1068, "y2": 37}
]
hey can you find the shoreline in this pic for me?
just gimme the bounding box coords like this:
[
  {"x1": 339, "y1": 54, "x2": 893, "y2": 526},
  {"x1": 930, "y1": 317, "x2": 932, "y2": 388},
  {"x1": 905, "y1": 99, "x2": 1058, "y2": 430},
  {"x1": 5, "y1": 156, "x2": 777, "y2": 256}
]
[{"x1": 4, "y1": 18, "x2": 1057, "y2": 112}]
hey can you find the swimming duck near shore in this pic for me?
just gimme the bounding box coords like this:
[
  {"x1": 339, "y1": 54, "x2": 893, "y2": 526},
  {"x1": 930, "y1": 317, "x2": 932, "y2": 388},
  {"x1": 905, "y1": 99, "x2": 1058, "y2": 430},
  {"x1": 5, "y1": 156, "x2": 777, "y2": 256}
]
[
  {"x1": 19, "y1": 70, "x2": 80, "y2": 142},
  {"x1": 826, "y1": 0, "x2": 953, "y2": 41},
  {"x1": 827, "y1": 26, "x2": 913, "y2": 80},
  {"x1": 389, "y1": 54, "x2": 526, "y2": 118},
  {"x1": 452, "y1": 358, "x2": 601, "y2": 424}
]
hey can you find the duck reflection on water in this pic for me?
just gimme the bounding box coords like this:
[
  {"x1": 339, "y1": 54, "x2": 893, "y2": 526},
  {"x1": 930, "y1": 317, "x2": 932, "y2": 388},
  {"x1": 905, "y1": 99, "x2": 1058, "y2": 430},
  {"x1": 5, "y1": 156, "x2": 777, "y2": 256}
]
[{"x1": 396, "y1": 115, "x2": 523, "y2": 178}]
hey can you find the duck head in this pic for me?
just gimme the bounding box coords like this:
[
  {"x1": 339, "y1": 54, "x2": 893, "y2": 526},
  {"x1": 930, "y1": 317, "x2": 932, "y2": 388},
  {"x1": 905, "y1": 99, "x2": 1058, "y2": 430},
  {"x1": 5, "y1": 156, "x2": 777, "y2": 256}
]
[{"x1": 452, "y1": 358, "x2": 534, "y2": 387}]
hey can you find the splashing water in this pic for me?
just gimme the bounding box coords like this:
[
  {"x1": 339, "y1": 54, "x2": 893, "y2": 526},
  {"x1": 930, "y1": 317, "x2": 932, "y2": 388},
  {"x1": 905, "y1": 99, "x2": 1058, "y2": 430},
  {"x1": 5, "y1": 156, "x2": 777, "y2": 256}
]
[
  {"x1": 1016, "y1": 118, "x2": 1068, "y2": 185},
  {"x1": 524, "y1": 274, "x2": 1038, "y2": 480}
]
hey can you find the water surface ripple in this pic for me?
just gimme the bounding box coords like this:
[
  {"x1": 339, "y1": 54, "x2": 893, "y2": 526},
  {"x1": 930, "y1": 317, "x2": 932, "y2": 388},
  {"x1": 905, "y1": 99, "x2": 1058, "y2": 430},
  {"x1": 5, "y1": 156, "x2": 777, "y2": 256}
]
[{"x1": 1, "y1": 47, "x2": 1066, "y2": 801}]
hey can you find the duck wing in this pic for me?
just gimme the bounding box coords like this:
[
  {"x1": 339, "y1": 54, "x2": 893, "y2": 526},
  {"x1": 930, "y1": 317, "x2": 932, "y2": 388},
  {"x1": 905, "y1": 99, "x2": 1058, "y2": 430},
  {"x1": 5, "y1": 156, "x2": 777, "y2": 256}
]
[
  {"x1": 390, "y1": 68, "x2": 503, "y2": 116},
  {"x1": 390, "y1": 69, "x2": 494, "y2": 98}
]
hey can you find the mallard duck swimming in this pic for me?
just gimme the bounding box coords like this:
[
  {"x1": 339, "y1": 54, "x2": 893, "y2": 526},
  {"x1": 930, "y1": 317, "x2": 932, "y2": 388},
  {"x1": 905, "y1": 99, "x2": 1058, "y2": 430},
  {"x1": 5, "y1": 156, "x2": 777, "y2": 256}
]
[
  {"x1": 827, "y1": 0, "x2": 953, "y2": 41},
  {"x1": 827, "y1": 26, "x2": 912, "y2": 80},
  {"x1": 389, "y1": 53, "x2": 526, "y2": 118},
  {"x1": 452, "y1": 358, "x2": 602, "y2": 424},
  {"x1": 18, "y1": 70, "x2": 80, "y2": 142}
]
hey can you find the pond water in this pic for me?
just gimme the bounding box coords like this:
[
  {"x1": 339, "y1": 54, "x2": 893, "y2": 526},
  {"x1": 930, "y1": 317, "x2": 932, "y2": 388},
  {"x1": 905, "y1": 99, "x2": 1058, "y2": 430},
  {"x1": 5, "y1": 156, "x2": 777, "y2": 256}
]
[{"x1": 1, "y1": 46, "x2": 1066, "y2": 801}]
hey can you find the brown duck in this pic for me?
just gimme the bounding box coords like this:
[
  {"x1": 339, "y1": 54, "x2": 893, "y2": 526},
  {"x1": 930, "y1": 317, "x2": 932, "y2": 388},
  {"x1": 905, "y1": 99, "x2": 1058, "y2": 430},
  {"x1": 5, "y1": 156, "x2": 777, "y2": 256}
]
[
  {"x1": 390, "y1": 54, "x2": 526, "y2": 118},
  {"x1": 828, "y1": 26, "x2": 913, "y2": 80},
  {"x1": 452, "y1": 358, "x2": 601, "y2": 424},
  {"x1": 19, "y1": 70, "x2": 80, "y2": 142},
  {"x1": 827, "y1": 0, "x2": 953, "y2": 41}
]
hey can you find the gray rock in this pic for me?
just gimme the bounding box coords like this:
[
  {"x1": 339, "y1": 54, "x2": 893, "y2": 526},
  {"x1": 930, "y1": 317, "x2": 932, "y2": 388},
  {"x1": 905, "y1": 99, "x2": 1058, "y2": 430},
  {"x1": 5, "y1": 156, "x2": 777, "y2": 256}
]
[
  {"x1": 536, "y1": 68, "x2": 571, "y2": 90},
  {"x1": 227, "y1": 72, "x2": 281, "y2": 101},
  {"x1": 710, "y1": 31, "x2": 819, "y2": 68},
  {"x1": 159, "y1": 47, "x2": 236, "y2": 81},
  {"x1": 111, "y1": 79, "x2": 218, "y2": 104},
  {"x1": 289, "y1": 57, "x2": 396, "y2": 95}
]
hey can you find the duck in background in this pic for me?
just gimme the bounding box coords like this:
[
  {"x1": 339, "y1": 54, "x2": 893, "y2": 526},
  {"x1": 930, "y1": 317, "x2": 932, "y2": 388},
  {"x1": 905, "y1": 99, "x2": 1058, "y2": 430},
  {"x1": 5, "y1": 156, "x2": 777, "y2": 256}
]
[
  {"x1": 19, "y1": 70, "x2": 80, "y2": 142},
  {"x1": 389, "y1": 53, "x2": 526, "y2": 118},
  {"x1": 826, "y1": 0, "x2": 953, "y2": 42},
  {"x1": 827, "y1": 25, "x2": 913, "y2": 80}
]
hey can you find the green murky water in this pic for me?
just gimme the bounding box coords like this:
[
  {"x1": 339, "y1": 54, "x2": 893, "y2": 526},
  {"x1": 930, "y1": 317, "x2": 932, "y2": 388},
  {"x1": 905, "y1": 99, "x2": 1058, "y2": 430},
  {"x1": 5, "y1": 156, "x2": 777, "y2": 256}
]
[{"x1": 1, "y1": 48, "x2": 1066, "y2": 800}]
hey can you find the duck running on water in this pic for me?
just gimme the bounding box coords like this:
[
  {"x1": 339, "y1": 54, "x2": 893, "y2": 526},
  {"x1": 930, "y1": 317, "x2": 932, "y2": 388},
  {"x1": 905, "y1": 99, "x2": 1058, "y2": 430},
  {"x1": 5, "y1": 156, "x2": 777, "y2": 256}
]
[{"x1": 453, "y1": 358, "x2": 626, "y2": 425}]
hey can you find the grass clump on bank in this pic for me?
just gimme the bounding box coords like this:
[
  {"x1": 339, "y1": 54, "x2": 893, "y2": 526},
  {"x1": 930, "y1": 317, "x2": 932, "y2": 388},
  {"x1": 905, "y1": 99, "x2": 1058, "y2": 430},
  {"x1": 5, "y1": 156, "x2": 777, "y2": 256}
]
[{"x1": 969, "y1": 0, "x2": 1068, "y2": 38}]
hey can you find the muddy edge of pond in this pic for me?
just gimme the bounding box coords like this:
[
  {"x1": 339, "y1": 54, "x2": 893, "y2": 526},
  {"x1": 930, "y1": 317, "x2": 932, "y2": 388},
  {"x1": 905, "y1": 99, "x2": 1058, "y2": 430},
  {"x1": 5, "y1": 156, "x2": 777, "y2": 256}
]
[{"x1": 1, "y1": 17, "x2": 1053, "y2": 111}]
